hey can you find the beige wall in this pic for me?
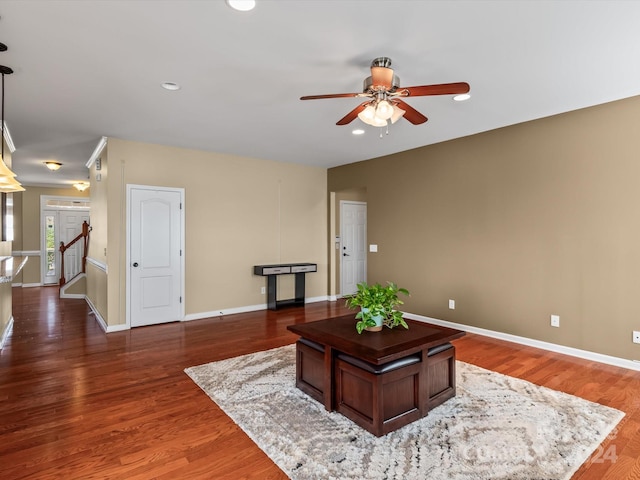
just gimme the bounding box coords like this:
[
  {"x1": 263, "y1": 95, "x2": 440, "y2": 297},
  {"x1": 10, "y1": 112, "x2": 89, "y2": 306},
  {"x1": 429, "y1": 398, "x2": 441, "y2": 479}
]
[
  {"x1": 86, "y1": 148, "x2": 108, "y2": 320},
  {"x1": 329, "y1": 94, "x2": 640, "y2": 361},
  {"x1": 101, "y1": 138, "x2": 328, "y2": 326}
]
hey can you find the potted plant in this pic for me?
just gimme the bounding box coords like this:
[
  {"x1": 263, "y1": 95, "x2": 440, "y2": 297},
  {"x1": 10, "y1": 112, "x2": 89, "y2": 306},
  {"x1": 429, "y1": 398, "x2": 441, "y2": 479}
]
[{"x1": 345, "y1": 281, "x2": 410, "y2": 334}]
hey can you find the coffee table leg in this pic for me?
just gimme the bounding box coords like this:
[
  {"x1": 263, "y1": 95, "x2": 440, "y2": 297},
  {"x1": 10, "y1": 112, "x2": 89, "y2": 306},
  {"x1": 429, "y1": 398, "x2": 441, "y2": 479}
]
[{"x1": 323, "y1": 345, "x2": 334, "y2": 411}]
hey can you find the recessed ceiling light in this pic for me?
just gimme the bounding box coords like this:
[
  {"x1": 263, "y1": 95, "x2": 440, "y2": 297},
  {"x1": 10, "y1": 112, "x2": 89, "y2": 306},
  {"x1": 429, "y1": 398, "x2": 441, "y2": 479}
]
[
  {"x1": 453, "y1": 93, "x2": 471, "y2": 102},
  {"x1": 352, "y1": 129, "x2": 365, "y2": 135},
  {"x1": 161, "y1": 82, "x2": 181, "y2": 91},
  {"x1": 226, "y1": 0, "x2": 256, "y2": 11}
]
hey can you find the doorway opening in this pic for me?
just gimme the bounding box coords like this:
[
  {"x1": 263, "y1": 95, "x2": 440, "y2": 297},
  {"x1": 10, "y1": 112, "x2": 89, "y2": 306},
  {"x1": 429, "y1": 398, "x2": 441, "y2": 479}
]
[{"x1": 40, "y1": 196, "x2": 90, "y2": 286}]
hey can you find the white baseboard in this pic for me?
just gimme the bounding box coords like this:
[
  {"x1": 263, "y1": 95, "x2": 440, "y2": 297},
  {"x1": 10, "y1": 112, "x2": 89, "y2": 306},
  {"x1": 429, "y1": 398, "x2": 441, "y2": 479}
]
[
  {"x1": 60, "y1": 273, "x2": 86, "y2": 299},
  {"x1": 0, "y1": 316, "x2": 13, "y2": 350},
  {"x1": 403, "y1": 312, "x2": 640, "y2": 372},
  {"x1": 22, "y1": 283, "x2": 43, "y2": 288},
  {"x1": 183, "y1": 303, "x2": 267, "y2": 321},
  {"x1": 305, "y1": 295, "x2": 329, "y2": 304},
  {"x1": 183, "y1": 295, "x2": 330, "y2": 322},
  {"x1": 84, "y1": 295, "x2": 128, "y2": 332},
  {"x1": 11, "y1": 283, "x2": 22, "y2": 287}
]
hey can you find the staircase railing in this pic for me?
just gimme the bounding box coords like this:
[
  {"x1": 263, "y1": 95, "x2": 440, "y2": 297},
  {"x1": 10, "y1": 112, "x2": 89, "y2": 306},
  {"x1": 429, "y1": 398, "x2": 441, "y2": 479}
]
[{"x1": 59, "y1": 220, "x2": 91, "y2": 286}]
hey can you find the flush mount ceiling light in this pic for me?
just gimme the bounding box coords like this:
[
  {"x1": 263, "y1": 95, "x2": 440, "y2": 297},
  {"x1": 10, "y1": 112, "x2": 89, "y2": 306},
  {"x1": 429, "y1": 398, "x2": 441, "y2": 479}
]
[
  {"x1": 73, "y1": 182, "x2": 89, "y2": 192},
  {"x1": 161, "y1": 82, "x2": 180, "y2": 91},
  {"x1": 226, "y1": 0, "x2": 256, "y2": 11},
  {"x1": 453, "y1": 93, "x2": 471, "y2": 101},
  {"x1": 44, "y1": 161, "x2": 63, "y2": 171}
]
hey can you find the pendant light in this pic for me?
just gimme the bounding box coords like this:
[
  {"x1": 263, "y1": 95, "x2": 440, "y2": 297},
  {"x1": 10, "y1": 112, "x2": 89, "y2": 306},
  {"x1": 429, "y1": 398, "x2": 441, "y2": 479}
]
[{"x1": 0, "y1": 41, "x2": 23, "y2": 192}]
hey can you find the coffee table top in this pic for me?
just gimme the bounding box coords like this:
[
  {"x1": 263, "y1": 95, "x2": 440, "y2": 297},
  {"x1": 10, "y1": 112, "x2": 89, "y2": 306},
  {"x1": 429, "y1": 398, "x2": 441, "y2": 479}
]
[{"x1": 287, "y1": 314, "x2": 465, "y2": 364}]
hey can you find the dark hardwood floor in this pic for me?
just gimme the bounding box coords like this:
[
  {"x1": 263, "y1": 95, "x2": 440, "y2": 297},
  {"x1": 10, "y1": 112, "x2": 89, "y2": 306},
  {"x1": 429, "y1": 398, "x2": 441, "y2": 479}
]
[{"x1": 1, "y1": 287, "x2": 639, "y2": 479}]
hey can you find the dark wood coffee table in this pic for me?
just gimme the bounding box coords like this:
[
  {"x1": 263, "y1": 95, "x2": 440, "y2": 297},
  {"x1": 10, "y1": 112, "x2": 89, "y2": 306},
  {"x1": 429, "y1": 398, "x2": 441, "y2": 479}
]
[{"x1": 287, "y1": 315, "x2": 465, "y2": 436}]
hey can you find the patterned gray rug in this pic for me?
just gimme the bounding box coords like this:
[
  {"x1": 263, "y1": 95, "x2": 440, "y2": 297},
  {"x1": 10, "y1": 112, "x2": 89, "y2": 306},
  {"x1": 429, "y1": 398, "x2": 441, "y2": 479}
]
[{"x1": 185, "y1": 345, "x2": 624, "y2": 480}]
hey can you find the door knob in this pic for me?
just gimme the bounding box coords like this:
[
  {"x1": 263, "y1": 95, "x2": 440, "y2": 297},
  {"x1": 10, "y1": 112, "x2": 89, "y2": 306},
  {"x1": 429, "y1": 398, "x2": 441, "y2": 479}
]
[
  {"x1": 132, "y1": 262, "x2": 139, "y2": 267},
  {"x1": 343, "y1": 253, "x2": 349, "y2": 257}
]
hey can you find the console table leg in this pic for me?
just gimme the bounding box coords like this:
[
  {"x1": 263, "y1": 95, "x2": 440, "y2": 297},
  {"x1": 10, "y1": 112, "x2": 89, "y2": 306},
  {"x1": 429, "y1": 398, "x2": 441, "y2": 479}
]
[
  {"x1": 267, "y1": 275, "x2": 277, "y2": 310},
  {"x1": 294, "y1": 272, "x2": 305, "y2": 305}
]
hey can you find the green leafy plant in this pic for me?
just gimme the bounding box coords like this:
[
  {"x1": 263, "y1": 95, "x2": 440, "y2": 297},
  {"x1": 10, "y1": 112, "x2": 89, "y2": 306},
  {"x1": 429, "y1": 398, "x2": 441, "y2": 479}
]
[{"x1": 345, "y1": 281, "x2": 410, "y2": 334}]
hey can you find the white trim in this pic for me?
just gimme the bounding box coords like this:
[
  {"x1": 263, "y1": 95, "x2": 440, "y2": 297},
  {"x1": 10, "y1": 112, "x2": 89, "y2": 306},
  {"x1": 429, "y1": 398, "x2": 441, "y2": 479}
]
[
  {"x1": 86, "y1": 257, "x2": 107, "y2": 273},
  {"x1": 328, "y1": 295, "x2": 339, "y2": 302},
  {"x1": 86, "y1": 136, "x2": 107, "y2": 168},
  {"x1": 183, "y1": 303, "x2": 268, "y2": 322},
  {"x1": 305, "y1": 295, "x2": 329, "y2": 304},
  {"x1": 21, "y1": 283, "x2": 42, "y2": 288},
  {"x1": 182, "y1": 296, "x2": 330, "y2": 322},
  {"x1": 3, "y1": 122, "x2": 16, "y2": 153},
  {"x1": 0, "y1": 316, "x2": 13, "y2": 349},
  {"x1": 12, "y1": 250, "x2": 40, "y2": 256},
  {"x1": 403, "y1": 312, "x2": 640, "y2": 372},
  {"x1": 85, "y1": 295, "x2": 129, "y2": 332},
  {"x1": 60, "y1": 273, "x2": 86, "y2": 299},
  {"x1": 11, "y1": 282, "x2": 22, "y2": 287}
]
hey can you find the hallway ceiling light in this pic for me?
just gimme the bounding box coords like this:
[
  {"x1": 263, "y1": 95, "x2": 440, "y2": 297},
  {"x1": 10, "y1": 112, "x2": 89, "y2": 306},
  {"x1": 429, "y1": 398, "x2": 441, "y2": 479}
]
[
  {"x1": 226, "y1": 0, "x2": 256, "y2": 12},
  {"x1": 161, "y1": 82, "x2": 180, "y2": 91},
  {"x1": 73, "y1": 182, "x2": 89, "y2": 192},
  {"x1": 44, "y1": 161, "x2": 63, "y2": 171}
]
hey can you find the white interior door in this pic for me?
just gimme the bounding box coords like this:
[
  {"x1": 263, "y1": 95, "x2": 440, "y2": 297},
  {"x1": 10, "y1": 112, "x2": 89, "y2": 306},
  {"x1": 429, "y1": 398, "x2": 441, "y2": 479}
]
[
  {"x1": 128, "y1": 186, "x2": 184, "y2": 327},
  {"x1": 340, "y1": 201, "x2": 367, "y2": 296}
]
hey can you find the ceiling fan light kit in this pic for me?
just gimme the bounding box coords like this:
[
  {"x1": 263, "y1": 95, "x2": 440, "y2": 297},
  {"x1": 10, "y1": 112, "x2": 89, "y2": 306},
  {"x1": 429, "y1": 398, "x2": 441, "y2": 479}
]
[{"x1": 301, "y1": 57, "x2": 470, "y2": 133}]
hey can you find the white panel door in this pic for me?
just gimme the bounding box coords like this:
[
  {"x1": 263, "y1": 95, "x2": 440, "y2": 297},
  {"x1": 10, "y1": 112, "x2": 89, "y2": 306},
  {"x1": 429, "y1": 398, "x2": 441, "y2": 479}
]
[
  {"x1": 340, "y1": 201, "x2": 367, "y2": 296},
  {"x1": 129, "y1": 187, "x2": 183, "y2": 327}
]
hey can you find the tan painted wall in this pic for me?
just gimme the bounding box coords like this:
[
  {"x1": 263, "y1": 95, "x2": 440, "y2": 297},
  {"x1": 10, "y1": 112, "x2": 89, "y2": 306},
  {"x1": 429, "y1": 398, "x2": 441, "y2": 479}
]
[
  {"x1": 85, "y1": 147, "x2": 108, "y2": 321},
  {"x1": 86, "y1": 262, "x2": 107, "y2": 321},
  {"x1": 103, "y1": 138, "x2": 328, "y2": 326},
  {"x1": 16, "y1": 186, "x2": 89, "y2": 285},
  {"x1": 329, "y1": 94, "x2": 640, "y2": 361}
]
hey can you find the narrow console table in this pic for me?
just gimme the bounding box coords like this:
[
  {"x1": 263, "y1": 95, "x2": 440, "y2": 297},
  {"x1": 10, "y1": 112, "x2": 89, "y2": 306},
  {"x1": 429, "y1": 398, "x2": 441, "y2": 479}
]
[
  {"x1": 253, "y1": 263, "x2": 317, "y2": 310},
  {"x1": 287, "y1": 315, "x2": 465, "y2": 436}
]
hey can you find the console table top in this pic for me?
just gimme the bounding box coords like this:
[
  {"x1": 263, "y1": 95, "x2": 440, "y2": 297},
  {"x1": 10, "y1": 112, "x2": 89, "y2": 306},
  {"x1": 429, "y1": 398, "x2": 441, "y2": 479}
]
[{"x1": 288, "y1": 314, "x2": 465, "y2": 365}]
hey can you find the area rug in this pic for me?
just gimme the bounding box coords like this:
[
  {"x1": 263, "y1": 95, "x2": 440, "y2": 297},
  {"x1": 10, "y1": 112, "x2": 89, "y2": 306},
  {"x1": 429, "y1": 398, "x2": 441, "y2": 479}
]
[{"x1": 185, "y1": 345, "x2": 624, "y2": 480}]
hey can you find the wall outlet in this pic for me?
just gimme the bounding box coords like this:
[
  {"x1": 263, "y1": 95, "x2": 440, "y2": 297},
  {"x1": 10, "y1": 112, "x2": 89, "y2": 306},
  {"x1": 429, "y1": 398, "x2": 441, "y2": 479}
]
[
  {"x1": 261, "y1": 287, "x2": 266, "y2": 295},
  {"x1": 448, "y1": 299, "x2": 455, "y2": 310},
  {"x1": 633, "y1": 331, "x2": 640, "y2": 344},
  {"x1": 550, "y1": 315, "x2": 560, "y2": 328}
]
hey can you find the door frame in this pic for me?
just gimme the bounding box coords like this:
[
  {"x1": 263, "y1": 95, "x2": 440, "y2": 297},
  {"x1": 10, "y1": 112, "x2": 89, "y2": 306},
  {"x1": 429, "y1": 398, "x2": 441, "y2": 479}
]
[
  {"x1": 125, "y1": 184, "x2": 185, "y2": 328},
  {"x1": 40, "y1": 195, "x2": 91, "y2": 286},
  {"x1": 340, "y1": 200, "x2": 367, "y2": 297}
]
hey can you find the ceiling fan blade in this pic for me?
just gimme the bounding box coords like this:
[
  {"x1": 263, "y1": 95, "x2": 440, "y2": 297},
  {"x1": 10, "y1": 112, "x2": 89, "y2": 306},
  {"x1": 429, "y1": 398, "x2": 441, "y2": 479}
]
[
  {"x1": 300, "y1": 93, "x2": 362, "y2": 100},
  {"x1": 399, "y1": 82, "x2": 470, "y2": 97},
  {"x1": 336, "y1": 102, "x2": 369, "y2": 125},
  {"x1": 393, "y1": 100, "x2": 428, "y2": 125}
]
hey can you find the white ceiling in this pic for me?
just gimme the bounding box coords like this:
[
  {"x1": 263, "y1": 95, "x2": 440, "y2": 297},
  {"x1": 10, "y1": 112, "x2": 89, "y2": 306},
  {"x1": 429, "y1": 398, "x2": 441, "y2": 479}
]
[{"x1": 2, "y1": 0, "x2": 640, "y2": 187}]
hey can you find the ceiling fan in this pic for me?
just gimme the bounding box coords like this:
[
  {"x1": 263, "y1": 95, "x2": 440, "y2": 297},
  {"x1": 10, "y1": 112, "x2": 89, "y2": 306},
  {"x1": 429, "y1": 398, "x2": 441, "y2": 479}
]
[{"x1": 300, "y1": 57, "x2": 470, "y2": 127}]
